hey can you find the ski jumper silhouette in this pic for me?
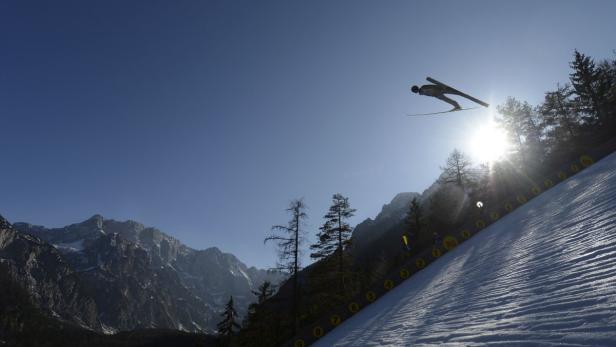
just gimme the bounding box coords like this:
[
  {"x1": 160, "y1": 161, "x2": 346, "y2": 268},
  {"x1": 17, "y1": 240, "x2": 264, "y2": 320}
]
[{"x1": 411, "y1": 77, "x2": 489, "y2": 112}]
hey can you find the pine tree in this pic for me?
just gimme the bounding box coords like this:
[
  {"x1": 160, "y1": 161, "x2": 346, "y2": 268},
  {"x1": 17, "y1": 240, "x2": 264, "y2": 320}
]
[
  {"x1": 239, "y1": 282, "x2": 277, "y2": 347},
  {"x1": 570, "y1": 50, "x2": 604, "y2": 124},
  {"x1": 497, "y1": 97, "x2": 543, "y2": 166},
  {"x1": 264, "y1": 199, "x2": 307, "y2": 333},
  {"x1": 426, "y1": 183, "x2": 467, "y2": 229},
  {"x1": 309, "y1": 193, "x2": 355, "y2": 294},
  {"x1": 438, "y1": 149, "x2": 474, "y2": 187},
  {"x1": 596, "y1": 56, "x2": 616, "y2": 131},
  {"x1": 309, "y1": 221, "x2": 336, "y2": 261},
  {"x1": 251, "y1": 281, "x2": 275, "y2": 304},
  {"x1": 217, "y1": 296, "x2": 241, "y2": 340},
  {"x1": 404, "y1": 197, "x2": 425, "y2": 242},
  {"x1": 540, "y1": 84, "x2": 580, "y2": 141}
]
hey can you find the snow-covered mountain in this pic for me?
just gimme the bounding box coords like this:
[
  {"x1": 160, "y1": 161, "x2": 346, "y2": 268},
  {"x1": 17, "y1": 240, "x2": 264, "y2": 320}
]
[
  {"x1": 2, "y1": 215, "x2": 284, "y2": 334},
  {"x1": 314, "y1": 151, "x2": 616, "y2": 346}
]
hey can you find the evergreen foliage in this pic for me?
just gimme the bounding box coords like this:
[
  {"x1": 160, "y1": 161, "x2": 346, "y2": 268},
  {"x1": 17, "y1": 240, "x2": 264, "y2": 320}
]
[
  {"x1": 310, "y1": 194, "x2": 356, "y2": 267},
  {"x1": 497, "y1": 98, "x2": 543, "y2": 166},
  {"x1": 217, "y1": 296, "x2": 241, "y2": 340},
  {"x1": 540, "y1": 84, "x2": 579, "y2": 141},
  {"x1": 309, "y1": 194, "x2": 356, "y2": 295},
  {"x1": 251, "y1": 281, "x2": 275, "y2": 304},
  {"x1": 570, "y1": 50, "x2": 604, "y2": 124},
  {"x1": 404, "y1": 197, "x2": 425, "y2": 244},
  {"x1": 237, "y1": 281, "x2": 282, "y2": 347}
]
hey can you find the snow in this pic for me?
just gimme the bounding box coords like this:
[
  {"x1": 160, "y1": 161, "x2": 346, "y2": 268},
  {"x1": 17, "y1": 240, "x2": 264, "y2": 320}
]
[
  {"x1": 19, "y1": 233, "x2": 38, "y2": 243},
  {"x1": 101, "y1": 324, "x2": 117, "y2": 335},
  {"x1": 230, "y1": 266, "x2": 253, "y2": 285},
  {"x1": 192, "y1": 320, "x2": 203, "y2": 330},
  {"x1": 52, "y1": 239, "x2": 85, "y2": 252},
  {"x1": 313, "y1": 152, "x2": 616, "y2": 347}
]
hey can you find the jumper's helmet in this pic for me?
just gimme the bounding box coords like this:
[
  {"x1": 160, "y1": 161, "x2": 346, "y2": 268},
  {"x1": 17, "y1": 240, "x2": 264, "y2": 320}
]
[{"x1": 411, "y1": 85, "x2": 419, "y2": 93}]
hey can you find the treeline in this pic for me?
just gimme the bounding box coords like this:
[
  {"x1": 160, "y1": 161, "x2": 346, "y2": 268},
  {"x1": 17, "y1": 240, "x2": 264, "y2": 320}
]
[
  {"x1": 218, "y1": 50, "x2": 616, "y2": 347},
  {"x1": 498, "y1": 50, "x2": 616, "y2": 169},
  {"x1": 215, "y1": 194, "x2": 359, "y2": 347}
]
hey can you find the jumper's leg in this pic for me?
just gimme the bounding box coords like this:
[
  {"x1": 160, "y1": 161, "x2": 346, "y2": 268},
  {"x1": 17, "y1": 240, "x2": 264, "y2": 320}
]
[{"x1": 436, "y1": 95, "x2": 461, "y2": 111}]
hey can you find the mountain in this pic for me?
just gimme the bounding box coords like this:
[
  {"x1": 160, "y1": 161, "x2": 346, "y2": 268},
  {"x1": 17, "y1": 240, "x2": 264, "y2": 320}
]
[
  {"x1": 351, "y1": 192, "x2": 419, "y2": 254},
  {"x1": 5, "y1": 215, "x2": 284, "y2": 334},
  {"x1": 0, "y1": 254, "x2": 219, "y2": 347},
  {"x1": 312, "y1": 151, "x2": 616, "y2": 346},
  {"x1": 0, "y1": 216, "x2": 101, "y2": 331}
]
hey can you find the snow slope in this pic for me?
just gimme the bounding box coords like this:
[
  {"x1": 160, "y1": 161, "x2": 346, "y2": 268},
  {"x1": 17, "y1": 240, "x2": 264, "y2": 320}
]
[{"x1": 314, "y1": 152, "x2": 616, "y2": 347}]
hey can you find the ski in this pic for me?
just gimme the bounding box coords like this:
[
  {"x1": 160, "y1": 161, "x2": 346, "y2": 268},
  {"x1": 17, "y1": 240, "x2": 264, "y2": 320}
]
[
  {"x1": 426, "y1": 77, "x2": 490, "y2": 107},
  {"x1": 406, "y1": 107, "x2": 478, "y2": 117}
]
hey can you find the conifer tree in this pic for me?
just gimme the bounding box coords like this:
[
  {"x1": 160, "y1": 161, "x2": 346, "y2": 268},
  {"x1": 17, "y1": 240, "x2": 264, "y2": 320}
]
[
  {"x1": 251, "y1": 281, "x2": 275, "y2": 304},
  {"x1": 497, "y1": 98, "x2": 542, "y2": 165},
  {"x1": 309, "y1": 193, "x2": 355, "y2": 293},
  {"x1": 540, "y1": 84, "x2": 579, "y2": 141},
  {"x1": 595, "y1": 56, "x2": 616, "y2": 130},
  {"x1": 570, "y1": 50, "x2": 604, "y2": 124},
  {"x1": 309, "y1": 221, "x2": 336, "y2": 261},
  {"x1": 217, "y1": 296, "x2": 241, "y2": 340},
  {"x1": 239, "y1": 282, "x2": 277, "y2": 347},
  {"x1": 404, "y1": 197, "x2": 425, "y2": 242}
]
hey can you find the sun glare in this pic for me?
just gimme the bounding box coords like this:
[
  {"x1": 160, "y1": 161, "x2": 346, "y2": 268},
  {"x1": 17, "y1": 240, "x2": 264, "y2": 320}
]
[{"x1": 470, "y1": 119, "x2": 510, "y2": 163}]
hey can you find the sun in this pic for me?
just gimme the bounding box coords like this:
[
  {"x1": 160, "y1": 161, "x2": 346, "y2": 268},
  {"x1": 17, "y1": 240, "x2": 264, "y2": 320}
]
[{"x1": 469, "y1": 119, "x2": 510, "y2": 163}]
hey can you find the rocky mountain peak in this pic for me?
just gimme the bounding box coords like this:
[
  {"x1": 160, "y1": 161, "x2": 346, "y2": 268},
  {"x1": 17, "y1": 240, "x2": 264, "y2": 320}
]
[
  {"x1": 351, "y1": 192, "x2": 419, "y2": 253},
  {"x1": 5, "y1": 214, "x2": 285, "y2": 333},
  {"x1": 85, "y1": 214, "x2": 104, "y2": 229},
  {"x1": 377, "y1": 192, "x2": 419, "y2": 221},
  {"x1": 0, "y1": 214, "x2": 11, "y2": 229}
]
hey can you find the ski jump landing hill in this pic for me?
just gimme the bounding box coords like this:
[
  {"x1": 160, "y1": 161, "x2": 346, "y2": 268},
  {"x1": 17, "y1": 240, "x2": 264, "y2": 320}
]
[
  {"x1": 286, "y1": 139, "x2": 616, "y2": 347},
  {"x1": 285, "y1": 139, "x2": 616, "y2": 347}
]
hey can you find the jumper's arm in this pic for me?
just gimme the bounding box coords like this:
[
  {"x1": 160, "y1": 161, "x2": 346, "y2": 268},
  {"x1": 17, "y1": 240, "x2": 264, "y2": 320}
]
[{"x1": 427, "y1": 77, "x2": 490, "y2": 107}]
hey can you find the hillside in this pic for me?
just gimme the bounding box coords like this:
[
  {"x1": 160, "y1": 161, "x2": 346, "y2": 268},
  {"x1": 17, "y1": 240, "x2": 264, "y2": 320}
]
[{"x1": 313, "y1": 151, "x2": 616, "y2": 346}]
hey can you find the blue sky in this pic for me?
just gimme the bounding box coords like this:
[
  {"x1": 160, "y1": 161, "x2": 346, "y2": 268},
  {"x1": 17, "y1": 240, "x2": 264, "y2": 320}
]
[{"x1": 1, "y1": 1, "x2": 615, "y2": 269}]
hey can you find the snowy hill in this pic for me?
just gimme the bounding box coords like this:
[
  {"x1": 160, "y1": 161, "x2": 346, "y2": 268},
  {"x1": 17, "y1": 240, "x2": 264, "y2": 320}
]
[{"x1": 313, "y1": 151, "x2": 616, "y2": 346}]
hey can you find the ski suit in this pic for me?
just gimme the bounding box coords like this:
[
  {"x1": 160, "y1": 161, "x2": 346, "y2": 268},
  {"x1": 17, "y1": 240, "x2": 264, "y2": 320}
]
[{"x1": 418, "y1": 84, "x2": 463, "y2": 111}]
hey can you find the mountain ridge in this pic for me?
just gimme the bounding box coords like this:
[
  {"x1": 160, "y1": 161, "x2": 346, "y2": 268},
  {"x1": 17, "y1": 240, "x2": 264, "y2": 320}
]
[{"x1": 4, "y1": 214, "x2": 285, "y2": 334}]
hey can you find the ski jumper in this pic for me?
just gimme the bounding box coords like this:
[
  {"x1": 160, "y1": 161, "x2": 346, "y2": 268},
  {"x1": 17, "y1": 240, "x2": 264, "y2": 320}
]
[{"x1": 418, "y1": 84, "x2": 462, "y2": 111}]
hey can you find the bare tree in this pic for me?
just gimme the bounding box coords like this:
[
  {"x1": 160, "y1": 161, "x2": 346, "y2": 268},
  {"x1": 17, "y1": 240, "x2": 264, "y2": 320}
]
[
  {"x1": 264, "y1": 198, "x2": 307, "y2": 333},
  {"x1": 438, "y1": 149, "x2": 474, "y2": 187}
]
